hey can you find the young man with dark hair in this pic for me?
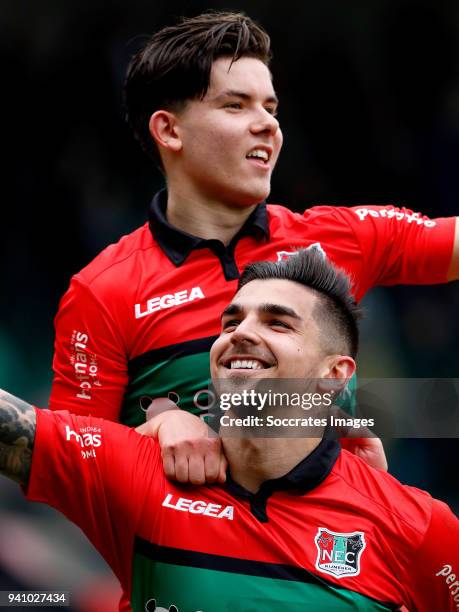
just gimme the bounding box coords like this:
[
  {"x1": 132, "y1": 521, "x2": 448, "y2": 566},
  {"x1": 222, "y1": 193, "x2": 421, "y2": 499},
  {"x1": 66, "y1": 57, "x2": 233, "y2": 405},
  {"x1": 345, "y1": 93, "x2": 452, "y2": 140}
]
[
  {"x1": 49, "y1": 11, "x2": 458, "y2": 481},
  {"x1": 125, "y1": 11, "x2": 272, "y2": 168},
  {"x1": 1, "y1": 250, "x2": 458, "y2": 611}
]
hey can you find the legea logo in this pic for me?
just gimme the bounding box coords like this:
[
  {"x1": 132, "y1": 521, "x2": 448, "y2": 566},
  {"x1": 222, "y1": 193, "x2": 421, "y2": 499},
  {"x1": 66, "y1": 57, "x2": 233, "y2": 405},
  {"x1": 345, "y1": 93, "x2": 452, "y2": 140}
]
[
  {"x1": 162, "y1": 493, "x2": 234, "y2": 520},
  {"x1": 135, "y1": 287, "x2": 205, "y2": 319}
]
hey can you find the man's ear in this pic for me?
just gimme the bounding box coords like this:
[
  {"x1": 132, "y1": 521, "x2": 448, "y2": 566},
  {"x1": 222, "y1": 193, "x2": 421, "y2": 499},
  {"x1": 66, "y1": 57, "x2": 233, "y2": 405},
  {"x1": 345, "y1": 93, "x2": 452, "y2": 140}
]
[
  {"x1": 317, "y1": 355, "x2": 356, "y2": 394},
  {"x1": 148, "y1": 110, "x2": 182, "y2": 153},
  {"x1": 328, "y1": 355, "x2": 356, "y2": 381}
]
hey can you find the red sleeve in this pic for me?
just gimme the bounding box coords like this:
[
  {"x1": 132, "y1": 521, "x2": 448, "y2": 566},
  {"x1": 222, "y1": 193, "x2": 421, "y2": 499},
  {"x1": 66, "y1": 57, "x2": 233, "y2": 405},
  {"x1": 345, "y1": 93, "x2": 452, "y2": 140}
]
[
  {"x1": 25, "y1": 408, "x2": 162, "y2": 591},
  {"x1": 403, "y1": 498, "x2": 459, "y2": 611},
  {"x1": 49, "y1": 276, "x2": 129, "y2": 421},
  {"x1": 333, "y1": 205, "x2": 455, "y2": 287}
]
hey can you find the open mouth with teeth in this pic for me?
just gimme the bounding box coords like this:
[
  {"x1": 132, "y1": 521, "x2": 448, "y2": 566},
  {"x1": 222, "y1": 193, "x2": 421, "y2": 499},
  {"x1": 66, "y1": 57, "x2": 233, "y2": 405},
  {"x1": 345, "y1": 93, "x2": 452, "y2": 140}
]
[
  {"x1": 223, "y1": 358, "x2": 273, "y2": 370},
  {"x1": 246, "y1": 149, "x2": 270, "y2": 164}
]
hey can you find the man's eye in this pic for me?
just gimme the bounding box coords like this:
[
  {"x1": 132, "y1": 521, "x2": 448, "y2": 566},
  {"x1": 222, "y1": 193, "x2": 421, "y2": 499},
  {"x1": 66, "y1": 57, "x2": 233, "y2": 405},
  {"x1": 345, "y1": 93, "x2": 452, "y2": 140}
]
[
  {"x1": 270, "y1": 319, "x2": 290, "y2": 329},
  {"x1": 224, "y1": 102, "x2": 242, "y2": 110},
  {"x1": 265, "y1": 107, "x2": 278, "y2": 116},
  {"x1": 223, "y1": 319, "x2": 240, "y2": 329}
]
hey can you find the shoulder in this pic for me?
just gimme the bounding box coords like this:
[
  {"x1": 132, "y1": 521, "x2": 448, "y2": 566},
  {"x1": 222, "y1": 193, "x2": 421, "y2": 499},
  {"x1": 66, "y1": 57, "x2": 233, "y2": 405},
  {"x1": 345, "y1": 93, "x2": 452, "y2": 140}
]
[
  {"x1": 335, "y1": 450, "x2": 433, "y2": 537},
  {"x1": 266, "y1": 202, "x2": 344, "y2": 223},
  {"x1": 74, "y1": 223, "x2": 160, "y2": 288},
  {"x1": 266, "y1": 202, "x2": 426, "y2": 226},
  {"x1": 56, "y1": 223, "x2": 166, "y2": 322},
  {"x1": 265, "y1": 202, "x2": 366, "y2": 235}
]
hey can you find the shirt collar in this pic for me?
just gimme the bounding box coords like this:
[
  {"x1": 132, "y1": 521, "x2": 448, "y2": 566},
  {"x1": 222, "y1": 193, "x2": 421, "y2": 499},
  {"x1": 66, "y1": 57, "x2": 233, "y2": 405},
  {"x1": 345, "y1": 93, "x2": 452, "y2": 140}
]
[
  {"x1": 226, "y1": 438, "x2": 340, "y2": 500},
  {"x1": 148, "y1": 189, "x2": 270, "y2": 266}
]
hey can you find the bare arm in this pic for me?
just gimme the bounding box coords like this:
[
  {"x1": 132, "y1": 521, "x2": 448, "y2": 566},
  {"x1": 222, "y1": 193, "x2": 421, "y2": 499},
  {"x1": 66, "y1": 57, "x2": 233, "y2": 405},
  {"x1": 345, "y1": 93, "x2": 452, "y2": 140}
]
[
  {"x1": 0, "y1": 390, "x2": 36, "y2": 485},
  {"x1": 447, "y1": 217, "x2": 459, "y2": 280}
]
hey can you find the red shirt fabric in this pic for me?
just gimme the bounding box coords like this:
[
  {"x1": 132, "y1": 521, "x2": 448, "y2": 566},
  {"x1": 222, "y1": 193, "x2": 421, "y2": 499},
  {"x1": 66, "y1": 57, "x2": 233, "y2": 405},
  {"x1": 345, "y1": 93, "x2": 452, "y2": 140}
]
[
  {"x1": 49, "y1": 192, "x2": 455, "y2": 424},
  {"x1": 26, "y1": 408, "x2": 459, "y2": 612}
]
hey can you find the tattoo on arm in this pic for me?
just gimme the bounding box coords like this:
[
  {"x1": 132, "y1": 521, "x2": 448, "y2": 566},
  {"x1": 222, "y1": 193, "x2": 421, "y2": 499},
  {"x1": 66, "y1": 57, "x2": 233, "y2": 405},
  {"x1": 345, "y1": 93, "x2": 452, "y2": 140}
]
[{"x1": 0, "y1": 390, "x2": 36, "y2": 484}]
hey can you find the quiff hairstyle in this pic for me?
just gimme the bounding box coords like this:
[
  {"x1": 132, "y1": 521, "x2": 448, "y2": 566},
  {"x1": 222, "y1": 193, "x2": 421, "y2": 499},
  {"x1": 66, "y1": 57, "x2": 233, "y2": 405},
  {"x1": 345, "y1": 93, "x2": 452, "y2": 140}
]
[
  {"x1": 124, "y1": 11, "x2": 272, "y2": 164},
  {"x1": 238, "y1": 249, "x2": 362, "y2": 358}
]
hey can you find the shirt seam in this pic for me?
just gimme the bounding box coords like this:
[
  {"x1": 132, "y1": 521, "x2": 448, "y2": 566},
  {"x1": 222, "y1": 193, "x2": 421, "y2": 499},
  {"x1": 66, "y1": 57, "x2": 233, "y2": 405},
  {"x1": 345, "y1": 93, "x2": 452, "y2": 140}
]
[
  {"x1": 333, "y1": 468, "x2": 430, "y2": 538},
  {"x1": 79, "y1": 242, "x2": 158, "y2": 287},
  {"x1": 69, "y1": 275, "x2": 130, "y2": 357}
]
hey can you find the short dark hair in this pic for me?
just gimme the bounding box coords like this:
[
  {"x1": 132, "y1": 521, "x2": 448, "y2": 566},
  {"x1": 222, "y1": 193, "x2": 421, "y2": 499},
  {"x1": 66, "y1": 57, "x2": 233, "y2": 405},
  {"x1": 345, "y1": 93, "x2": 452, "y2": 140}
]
[
  {"x1": 238, "y1": 249, "x2": 362, "y2": 358},
  {"x1": 124, "y1": 11, "x2": 271, "y2": 165}
]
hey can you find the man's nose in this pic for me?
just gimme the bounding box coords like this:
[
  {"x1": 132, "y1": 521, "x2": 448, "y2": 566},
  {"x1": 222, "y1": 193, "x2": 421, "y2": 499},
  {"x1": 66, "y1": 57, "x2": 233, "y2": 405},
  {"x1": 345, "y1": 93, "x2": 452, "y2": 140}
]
[
  {"x1": 250, "y1": 108, "x2": 279, "y2": 135},
  {"x1": 230, "y1": 318, "x2": 261, "y2": 345}
]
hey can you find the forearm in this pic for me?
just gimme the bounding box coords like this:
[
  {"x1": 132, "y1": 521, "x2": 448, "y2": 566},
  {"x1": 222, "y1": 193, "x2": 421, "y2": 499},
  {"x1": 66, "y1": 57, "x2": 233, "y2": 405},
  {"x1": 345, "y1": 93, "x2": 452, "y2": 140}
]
[
  {"x1": 447, "y1": 216, "x2": 459, "y2": 280},
  {"x1": 0, "y1": 390, "x2": 36, "y2": 484}
]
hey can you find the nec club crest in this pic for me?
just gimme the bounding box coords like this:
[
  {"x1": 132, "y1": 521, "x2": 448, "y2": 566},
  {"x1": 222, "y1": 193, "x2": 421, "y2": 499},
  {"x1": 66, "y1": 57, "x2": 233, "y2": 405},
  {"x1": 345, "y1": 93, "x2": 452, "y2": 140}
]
[
  {"x1": 276, "y1": 242, "x2": 326, "y2": 262},
  {"x1": 315, "y1": 528, "x2": 366, "y2": 578}
]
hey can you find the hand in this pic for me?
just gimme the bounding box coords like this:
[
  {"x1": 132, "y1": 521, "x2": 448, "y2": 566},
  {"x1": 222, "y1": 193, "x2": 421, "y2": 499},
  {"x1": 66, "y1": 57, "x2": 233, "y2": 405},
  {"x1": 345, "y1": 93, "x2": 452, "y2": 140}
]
[
  {"x1": 330, "y1": 405, "x2": 388, "y2": 471},
  {"x1": 340, "y1": 436, "x2": 388, "y2": 471},
  {"x1": 136, "y1": 399, "x2": 227, "y2": 485}
]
